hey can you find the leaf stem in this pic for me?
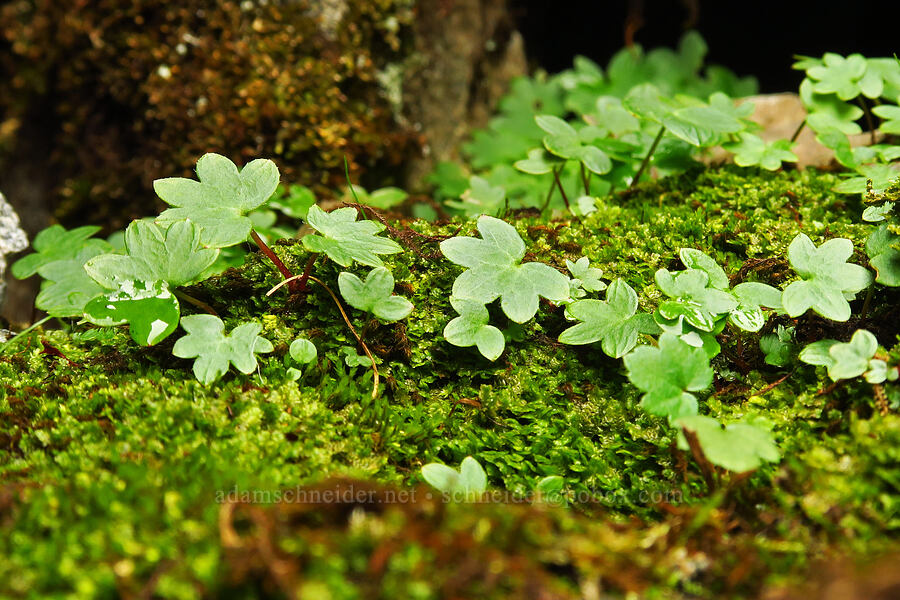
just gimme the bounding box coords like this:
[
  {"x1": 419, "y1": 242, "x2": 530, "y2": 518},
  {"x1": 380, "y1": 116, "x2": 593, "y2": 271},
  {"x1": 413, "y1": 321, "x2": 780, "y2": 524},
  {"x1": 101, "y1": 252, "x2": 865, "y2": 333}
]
[
  {"x1": 267, "y1": 274, "x2": 379, "y2": 399},
  {"x1": 552, "y1": 166, "x2": 572, "y2": 213},
  {"x1": 789, "y1": 119, "x2": 806, "y2": 143},
  {"x1": 295, "y1": 254, "x2": 318, "y2": 294},
  {"x1": 250, "y1": 229, "x2": 296, "y2": 293},
  {"x1": 631, "y1": 125, "x2": 665, "y2": 190},
  {"x1": 681, "y1": 427, "x2": 718, "y2": 492},
  {"x1": 539, "y1": 174, "x2": 556, "y2": 213},
  {"x1": 580, "y1": 163, "x2": 590, "y2": 195},
  {"x1": 860, "y1": 284, "x2": 874, "y2": 320},
  {"x1": 173, "y1": 290, "x2": 218, "y2": 316},
  {"x1": 857, "y1": 96, "x2": 876, "y2": 145}
]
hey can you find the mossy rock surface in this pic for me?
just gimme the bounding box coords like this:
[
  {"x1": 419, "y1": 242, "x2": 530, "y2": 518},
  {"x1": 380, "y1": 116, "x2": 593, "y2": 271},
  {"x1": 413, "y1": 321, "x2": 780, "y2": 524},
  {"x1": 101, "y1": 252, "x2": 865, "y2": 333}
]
[{"x1": 2, "y1": 166, "x2": 899, "y2": 598}]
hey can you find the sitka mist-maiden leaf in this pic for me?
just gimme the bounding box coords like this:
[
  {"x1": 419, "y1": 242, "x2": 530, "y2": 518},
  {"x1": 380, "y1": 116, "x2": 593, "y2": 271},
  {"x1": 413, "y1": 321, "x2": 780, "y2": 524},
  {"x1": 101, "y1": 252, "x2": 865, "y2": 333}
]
[
  {"x1": 439, "y1": 216, "x2": 569, "y2": 323},
  {"x1": 303, "y1": 205, "x2": 403, "y2": 268},
  {"x1": 724, "y1": 133, "x2": 798, "y2": 171},
  {"x1": 678, "y1": 248, "x2": 729, "y2": 290},
  {"x1": 288, "y1": 338, "x2": 317, "y2": 364},
  {"x1": 866, "y1": 224, "x2": 900, "y2": 286},
  {"x1": 85, "y1": 220, "x2": 219, "y2": 290},
  {"x1": 172, "y1": 315, "x2": 274, "y2": 385},
  {"x1": 559, "y1": 279, "x2": 659, "y2": 358},
  {"x1": 799, "y1": 329, "x2": 879, "y2": 381},
  {"x1": 565, "y1": 256, "x2": 607, "y2": 294},
  {"x1": 35, "y1": 245, "x2": 111, "y2": 318},
  {"x1": 807, "y1": 53, "x2": 867, "y2": 100},
  {"x1": 338, "y1": 267, "x2": 413, "y2": 322},
  {"x1": 654, "y1": 268, "x2": 737, "y2": 331},
  {"x1": 11, "y1": 224, "x2": 107, "y2": 280},
  {"x1": 729, "y1": 282, "x2": 783, "y2": 333},
  {"x1": 155, "y1": 153, "x2": 280, "y2": 248},
  {"x1": 421, "y1": 456, "x2": 487, "y2": 501},
  {"x1": 83, "y1": 280, "x2": 180, "y2": 346},
  {"x1": 677, "y1": 415, "x2": 780, "y2": 473},
  {"x1": 443, "y1": 297, "x2": 506, "y2": 361},
  {"x1": 623, "y1": 332, "x2": 713, "y2": 421},
  {"x1": 781, "y1": 233, "x2": 873, "y2": 321}
]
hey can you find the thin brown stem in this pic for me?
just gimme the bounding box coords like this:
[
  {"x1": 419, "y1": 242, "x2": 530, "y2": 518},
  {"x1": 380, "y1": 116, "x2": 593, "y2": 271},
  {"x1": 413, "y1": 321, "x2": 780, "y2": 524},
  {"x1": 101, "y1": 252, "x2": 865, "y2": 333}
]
[
  {"x1": 580, "y1": 162, "x2": 590, "y2": 195},
  {"x1": 552, "y1": 166, "x2": 572, "y2": 213},
  {"x1": 681, "y1": 427, "x2": 717, "y2": 492},
  {"x1": 539, "y1": 174, "x2": 556, "y2": 213},
  {"x1": 267, "y1": 274, "x2": 379, "y2": 399},
  {"x1": 250, "y1": 230, "x2": 296, "y2": 292},
  {"x1": 789, "y1": 119, "x2": 806, "y2": 143},
  {"x1": 173, "y1": 290, "x2": 218, "y2": 316},
  {"x1": 630, "y1": 126, "x2": 665, "y2": 190},
  {"x1": 860, "y1": 284, "x2": 875, "y2": 320}
]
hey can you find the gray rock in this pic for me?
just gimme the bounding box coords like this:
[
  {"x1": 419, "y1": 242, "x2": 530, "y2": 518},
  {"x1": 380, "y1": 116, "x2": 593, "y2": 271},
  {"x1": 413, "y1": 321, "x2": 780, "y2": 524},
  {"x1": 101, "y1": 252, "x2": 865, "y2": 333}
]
[{"x1": 0, "y1": 191, "x2": 29, "y2": 308}]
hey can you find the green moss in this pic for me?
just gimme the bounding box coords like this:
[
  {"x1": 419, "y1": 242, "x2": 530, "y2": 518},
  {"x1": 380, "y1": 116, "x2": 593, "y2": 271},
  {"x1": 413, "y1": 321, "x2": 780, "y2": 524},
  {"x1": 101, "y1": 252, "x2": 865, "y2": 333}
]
[{"x1": 1, "y1": 166, "x2": 898, "y2": 597}]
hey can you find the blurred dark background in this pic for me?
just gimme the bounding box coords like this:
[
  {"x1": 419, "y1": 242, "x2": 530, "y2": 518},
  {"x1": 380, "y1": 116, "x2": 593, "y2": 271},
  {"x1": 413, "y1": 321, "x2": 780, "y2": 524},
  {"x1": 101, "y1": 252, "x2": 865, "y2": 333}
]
[{"x1": 512, "y1": 0, "x2": 900, "y2": 93}]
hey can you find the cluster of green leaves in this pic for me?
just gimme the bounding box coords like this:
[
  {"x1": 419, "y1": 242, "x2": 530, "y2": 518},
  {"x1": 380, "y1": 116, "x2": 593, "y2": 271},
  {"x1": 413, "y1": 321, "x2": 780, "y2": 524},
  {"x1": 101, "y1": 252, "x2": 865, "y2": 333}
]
[
  {"x1": 11, "y1": 153, "x2": 414, "y2": 385},
  {"x1": 427, "y1": 31, "x2": 779, "y2": 217},
  {"x1": 862, "y1": 177, "x2": 900, "y2": 286},
  {"x1": 435, "y1": 212, "x2": 782, "y2": 473},
  {"x1": 794, "y1": 53, "x2": 900, "y2": 193},
  {"x1": 440, "y1": 216, "x2": 569, "y2": 360},
  {"x1": 800, "y1": 329, "x2": 898, "y2": 384}
]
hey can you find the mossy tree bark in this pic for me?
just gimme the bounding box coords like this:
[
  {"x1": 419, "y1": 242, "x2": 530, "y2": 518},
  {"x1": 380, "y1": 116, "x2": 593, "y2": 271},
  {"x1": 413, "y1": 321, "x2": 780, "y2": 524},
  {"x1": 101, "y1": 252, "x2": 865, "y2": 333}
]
[{"x1": 0, "y1": 0, "x2": 525, "y2": 325}]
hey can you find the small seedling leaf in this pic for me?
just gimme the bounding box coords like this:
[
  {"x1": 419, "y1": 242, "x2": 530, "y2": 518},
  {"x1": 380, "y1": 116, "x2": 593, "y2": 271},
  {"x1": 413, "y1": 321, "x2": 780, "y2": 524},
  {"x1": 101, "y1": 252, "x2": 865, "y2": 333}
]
[
  {"x1": 624, "y1": 332, "x2": 712, "y2": 420},
  {"x1": 172, "y1": 315, "x2": 274, "y2": 385},
  {"x1": 781, "y1": 234, "x2": 873, "y2": 321},
  {"x1": 303, "y1": 205, "x2": 402, "y2": 268},
  {"x1": 338, "y1": 267, "x2": 413, "y2": 322}
]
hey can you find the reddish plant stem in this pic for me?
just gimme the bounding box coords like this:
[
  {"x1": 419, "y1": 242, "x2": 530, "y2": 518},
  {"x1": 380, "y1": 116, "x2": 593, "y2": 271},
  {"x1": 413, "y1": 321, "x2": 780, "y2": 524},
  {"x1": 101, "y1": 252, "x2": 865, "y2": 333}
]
[
  {"x1": 552, "y1": 167, "x2": 572, "y2": 213},
  {"x1": 295, "y1": 254, "x2": 318, "y2": 294},
  {"x1": 250, "y1": 230, "x2": 297, "y2": 293}
]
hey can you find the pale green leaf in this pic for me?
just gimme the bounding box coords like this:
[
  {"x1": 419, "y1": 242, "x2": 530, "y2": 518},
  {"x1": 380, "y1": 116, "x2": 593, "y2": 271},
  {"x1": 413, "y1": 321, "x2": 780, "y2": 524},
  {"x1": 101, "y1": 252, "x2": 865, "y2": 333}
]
[
  {"x1": 155, "y1": 153, "x2": 280, "y2": 248},
  {"x1": 724, "y1": 133, "x2": 797, "y2": 170},
  {"x1": 85, "y1": 220, "x2": 219, "y2": 289},
  {"x1": 781, "y1": 234, "x2": 873, "y2": 321},
  {"x1": 338, "y1": 267, "x2": 413, "y2": 322},
  {"x1": 866, "y1": 224, "x2": 900, "y2": 286},
  {"x1": 289, "y1": 338, "x2": 317, "y2": 364},
  {"x1": 443, "y1": 297, "x2": 505, "y2": 361},
  {"x1": 624, "y1": 333, "x2": 712, "y2": 420},
  {"x1": 302, "y1": 205, "x2": 402, "y2": 268},
  {"x1": 677, "y1": 415, "x2": 780, "y2": 472},
  {"x1": 440, "y1": 216, "x2": 569, "y2": 323},
  {"x1": 172, "y1": 315, "x2": 273, "y2": 385},
  {"x1": 11, "y1": 225, "x2": 106, "y2": 279},
  {"x1": 33, "y1": 245, "x2": 110, "y2": 317},
  {"x1": 559, "y1": 279, "x2": 658, "y2": 358}
]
